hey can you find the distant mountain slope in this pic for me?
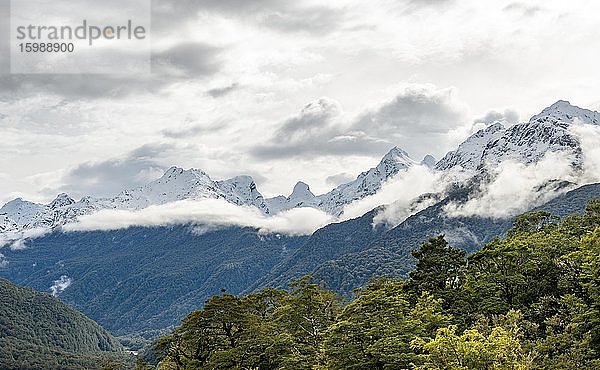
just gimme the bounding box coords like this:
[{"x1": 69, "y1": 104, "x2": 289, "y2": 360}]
[
  {"x1": 0, "y1": 278, "x2": 125, "y2": 369},
  {"x1": 530, "y1": 183, "x2": 600, "y2": 217},
  {"x1": 256, "y1": 182, "x2": 600, "y2": 295},
  {"x1": 248, "y1": 209, "x2": 387, "y2": 292},
  {"x1": 0, "y1": 226, "x2": 306, "y2": 335}
]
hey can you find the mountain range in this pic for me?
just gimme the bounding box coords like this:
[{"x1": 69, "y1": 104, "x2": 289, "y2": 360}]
[
  {"x1": 1, "y1": 100, "x2": 599, "y2": 336},
  {"x1": 2, "y1": 100, "x2": 597, "y2": 241},
  {"x1": 0, "y1": 147, "x2": 418, "y2": 240}
]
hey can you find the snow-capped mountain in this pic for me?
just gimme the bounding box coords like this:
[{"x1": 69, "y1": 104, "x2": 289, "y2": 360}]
[
  {"x1": 0, "y1": 198, "x2": 45, "y2": 227},
  {"x1": 435, "y1": 123, "x2": 505, "y2": 171},
  {"x1": 0, "y1": 146, "x2": 417, "y2": 237},
  {"x1": 436, "y1": 101, "x2": 597, "y2": 171},
  {"x1": 318, "y1": 147, "x2": 417, "y2": 214},
  {"x1": 265, "y1": 147, "x2": 417, "y2": 215},
  {"x1": 421, "y1": 155, "x2": 437, "y2": 168},
  {"x1": 0, "y1": 215, "x2": 18, "y2": 233},
  {"x1": 2, "y1": 100, "x2": 598, "y2": 240},
  {"x1": 0, "y1": 168, "x2": 273, "y2": 233}
]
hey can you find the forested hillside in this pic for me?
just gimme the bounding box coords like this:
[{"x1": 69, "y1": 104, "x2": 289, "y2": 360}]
[
  {"x1": 0, "y1": 278, "x2": 126, "y2": 369},
  {"x1": 0, "y1": 225, "x2": 306, "y2": 335},
  {"x1": 152, "y1": 200, "x2": 600, "y2": 369}
]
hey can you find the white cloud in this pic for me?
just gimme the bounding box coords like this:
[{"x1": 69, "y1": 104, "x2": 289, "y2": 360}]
[
  {"x1": 443, "y1": 151, "x2": 578, "y2": 218},
  {"x1": 570, "y1": 122, "x2": 600, "y2": 184},
  {"x1": 0, "y1": 227, "x2": 51, "y2": 249},
  {"x1": 341, "y1": 165, "x2": 447, "y2": 225},
  {"x1": 64, "y1": 198, "x2": 334, "y2": 236},
  {"x1": 0, "y1": 253, "x2": 8, "y2": 268},
  {"x1": 50, "y1": 275, "x2": 72, "y2": 296}
]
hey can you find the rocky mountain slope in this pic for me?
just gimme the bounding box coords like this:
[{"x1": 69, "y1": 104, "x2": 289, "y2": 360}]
[{"x1": 436, "y1": 100, "x2": 598, "y2": 171}]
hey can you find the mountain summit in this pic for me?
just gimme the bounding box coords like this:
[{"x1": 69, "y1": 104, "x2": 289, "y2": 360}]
[{"x1": 436, "y1": 101, "x2": 597, "y2": 171}]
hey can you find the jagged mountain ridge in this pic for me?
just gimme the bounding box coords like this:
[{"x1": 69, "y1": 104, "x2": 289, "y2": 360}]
[
  {"x1": 266, "y1": 147, "x2": 418, "y2": 215},
  {"x1": 2, "y1": 100, "x2": 599, "y2": 240},
  {"x1": 435, "y1": 100, "x2": 598, "y2": 171},
  {"x1": 0, "y1": 147, "x2": 416, "y2": 237}
]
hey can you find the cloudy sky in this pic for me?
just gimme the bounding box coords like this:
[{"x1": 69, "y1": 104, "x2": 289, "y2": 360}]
[{"x1": 1, "y1": 0, "x2": 600, "y2": 205}]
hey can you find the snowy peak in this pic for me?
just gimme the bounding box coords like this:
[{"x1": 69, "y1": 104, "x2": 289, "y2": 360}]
[
  {"x1": 112, "y1": 166, "x2": 221, "y2": 209},
  {"x1": 530, "y1": 100, "x2": 600, "y2": 126},
  {"x1": 370, "y1": 147, "x2": 415, "y2": 178},
  {"x1": 421, "y1": 155, "x2": 437, "y2": 168},
  {"x1": 49, "y1": 193, "x2": 75, "y2": 209},
  {"x1": 216, "y1": 175, "x2": 269, "y2": 212},
  {"x1": 263, "y1": 147, "x2": 418, "y2": 215},
  {"x1": 435, "y1": 123, "x2": 505, "y2": 171},
  {"x1": 316, "y1": 147, "x2": 417, "y2": 215},
  {"x1": 264, "y1": 181, "x2": 318, "y2": 213},
  {"x1": 290, "y1": 182, "x2": 315, "y2": 201},
  {"x1": 436, "y1": 101, "x2": 598, "y2": 172},
  {"x1": 0, "y1": 198, "x2": 45, "y2": 227},
  {"x1": 378, "y1": 146, "x2": 412, "y2": 165}
]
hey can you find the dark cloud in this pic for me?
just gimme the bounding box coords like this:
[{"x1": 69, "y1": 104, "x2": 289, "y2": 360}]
[
  {"x1": 206, "y1": 83, "x2": 240, "y2": 98},
  {"x1": 162, "y1": 119, "x2": 228, "y2": 139},
  {"x1": 353, "y1": 89, "x2": 464, "y2": 136},
  {"x1": 58, "y1": 143, "x2": 173, "y2": 198},
  {"x1": 152, "y1": 0, "x2": 345, "y2": 35},
  {"x1": 474, "y1": 109, "x2": 520, "y2": 126},
  {"x1": 0, "y1": 42, "x2": 223, "y2": 99},
  {"x1": 250, "y1": 97, "x2": 390, "y2": 159},
  {"x1": 152, "y1": 42, "x2": 222, "y2": 77},
  {"x1": 251, "y1": 88, "x2": 466, "y2": 160},
  {"x1": 274, "y1": 98, "x2": 341, "y2": 141}
]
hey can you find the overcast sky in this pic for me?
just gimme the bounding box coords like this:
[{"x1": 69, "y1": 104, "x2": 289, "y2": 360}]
[{"x1": 1, "y1": 0, "x2": 600, "y2": 204}]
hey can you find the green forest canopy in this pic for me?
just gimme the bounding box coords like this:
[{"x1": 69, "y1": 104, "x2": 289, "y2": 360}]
[{"x1": 152, "y1": 200, "x2": 600, "y2": 370}]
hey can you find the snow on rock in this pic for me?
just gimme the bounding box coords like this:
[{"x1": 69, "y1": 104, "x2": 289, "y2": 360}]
[
  {"x1": 436, "y1": 101, "x2": 599, "y2": 171},
  {"x1": 0, "y1": 214, "x2": 18, "y2": 233},
  {"x1": 435, "y1": 122, "x2": 505, "y2": 171},
  {"x1": 2, "y1": 101, "x2": 599, "y2": 238},
  {"x1": 0, "y1": 198, "x2": 45, "y2": 227}
]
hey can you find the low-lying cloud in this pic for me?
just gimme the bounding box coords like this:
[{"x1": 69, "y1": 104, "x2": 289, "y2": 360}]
[
  {"x1": 341, "y1": 165, "x2": 445, "y2": 225},
  {"x1": 0, "y1": 227, "x2": 51, "y2": 250},
  {"x1": 64, "y1": 198, "x2": 334, "y2": 236},
  {"x1": 50, "y1": 275, "x2": 72, "y2": 296},
  {"x1": 443, "y1": 151, "x2": 579, "y2": 218}
]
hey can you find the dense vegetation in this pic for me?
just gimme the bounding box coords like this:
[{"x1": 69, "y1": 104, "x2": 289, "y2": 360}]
[
  {"x1": 1, "y1": 185, "x2": 597, "y2": 339},
  {"x1": 153, "y1": 200, "x2": 600, "y2": 369},
  {"x1": 0, "y1": 225, "x2": 306, "y2": 335},
  {"x1": 0, "y1": 278, "x2": 127, "y2": 369},
  {"x1": 255, "y1": 184, "x2": 600, "y2": 295}
]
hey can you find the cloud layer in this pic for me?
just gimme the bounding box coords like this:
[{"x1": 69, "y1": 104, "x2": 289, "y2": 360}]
[{"x1": 64, "y1": 198, "x2": 334, "y2": 236}]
